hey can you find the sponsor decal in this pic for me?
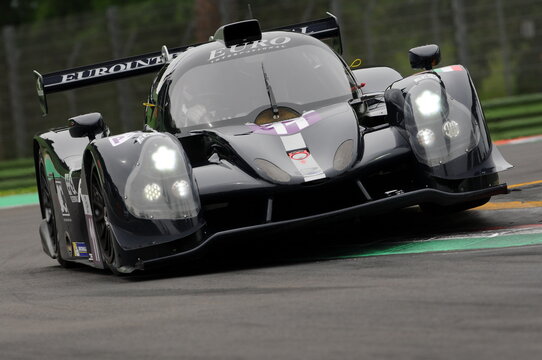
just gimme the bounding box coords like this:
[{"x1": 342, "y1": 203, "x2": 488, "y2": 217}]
[
  {"x1": 54, "y1": 180, "x2": 70, "y2": 217},
  {"x1": 60, "y1": 56, "x2": 162, "y2": 84},
  {"x1": 288, "y1": 149, "x2": 310, "y2": 161},
  {"x1": 81, "y1": 193, "x2": 92, "y2": 216},
  {"x1": 280, "y1": 133, "x2": 326, "y2": 182},
  {"x1": 133, "y1": 132, "x2": 156, "y2": 144},
  {"x1": 108, "y1": 132, "x2": 158, "y2": 147},
  {"x1": 72, "y1": 242, "x2": 89, "y2": 257},
  {"x1": 51, "y1": 18, "x2": 332, "y2": 87},
  {"x1": 55, "y1": 52, "x2": 181, "y2": 86},
  {"x1": 64, "y1": 171, "x2": 79, "y2": 203},
  {"x1": 77, "y1": 178, "x2": 82, "y2": 203},
  {"x1": 81, "y1": 194, "x2": 101, "y2": 264},
  {"x1": 209, "y1": 36, "x2": 292, "y2": 63},
  {"x1": 108, "y1": 132, "x2": 134, "y2": 147},
  {"x1": 246, "y1": 110, "x2": 321, "y2": 135}
]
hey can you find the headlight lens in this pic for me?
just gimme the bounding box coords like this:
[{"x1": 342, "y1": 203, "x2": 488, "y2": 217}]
[
  {"x1": 254, "y1": 158, "x2": 291, "y2": 183},
  {"x1": 416, "y1": 128, "x2": 436, "y2": 147},
  {"x1": 124, "y1": 135, "x2": 200, "y2": 219},
  {"x1": 333, "y1": 139, "x2": 354, "y2": 171},
  {"x1": 415, "y1": 90, "x2": 441, "y2": 116},
  {"x1": 442, "y1": 120, "x2": 460, "y2": 138},
  {"x1": 404, "y1": 79, "x2": 483, "y2": 168}
]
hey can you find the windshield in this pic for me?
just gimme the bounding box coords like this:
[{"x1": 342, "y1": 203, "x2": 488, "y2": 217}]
[{"x1": 169, "y1": 44, "x2": 355, "y2": 130}]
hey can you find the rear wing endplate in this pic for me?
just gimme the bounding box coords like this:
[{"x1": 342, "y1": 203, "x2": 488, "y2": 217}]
[{"x1": 34, "y1": 14, "x2": 342, "y2": 116}]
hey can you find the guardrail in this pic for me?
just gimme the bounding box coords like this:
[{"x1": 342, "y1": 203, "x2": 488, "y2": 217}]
[
  {"x1": 0, "y1": 93, "x2": 541, "y2": 195},
  {"x1": 484, "y1": 93, "x2": 542, "y2": 140},
  {"x1": 0, "y1": 158, "x2": 36, "y2": 195}
]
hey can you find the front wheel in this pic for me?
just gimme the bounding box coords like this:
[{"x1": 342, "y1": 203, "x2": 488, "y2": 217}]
[{"x1": 89, "y1": 164, "x2": 123, "y2": 275}]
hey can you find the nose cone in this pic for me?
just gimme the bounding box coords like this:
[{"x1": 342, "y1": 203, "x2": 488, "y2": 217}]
[{"x1": 221, "y1": 102, "x2": 360, "y2": 184}]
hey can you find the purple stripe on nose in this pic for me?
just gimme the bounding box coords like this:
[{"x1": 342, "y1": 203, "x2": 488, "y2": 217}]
[
  {"x1": 303, "y1": 111, "x2": 321, "y2": 125},
  {"x1": 245, "y1": 111, "x2": 322, "y2": 135}
]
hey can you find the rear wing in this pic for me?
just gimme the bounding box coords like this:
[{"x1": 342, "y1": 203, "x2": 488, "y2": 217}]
[
  {"x1": 33, "y1": 44, "x2": 193, "y2": 116},
  {"x1": 269, "y1": 13, "x2": 342, "y2": 54},
  {"x1": 34, "y1": 14, "x2": 342, "y2": 116}
]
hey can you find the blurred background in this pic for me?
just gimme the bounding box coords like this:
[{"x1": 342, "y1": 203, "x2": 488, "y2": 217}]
[{"x1": 0, "y1": 0, "x2": 541, "y2": 192}]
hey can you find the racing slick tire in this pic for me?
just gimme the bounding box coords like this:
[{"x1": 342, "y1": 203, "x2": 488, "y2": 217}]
[
  {"x1": 89, "y1": 164, "x2": 123, "y2": 275},
  {"x1": 38, "y1": 157, "x2": 73, "y2": 268}
]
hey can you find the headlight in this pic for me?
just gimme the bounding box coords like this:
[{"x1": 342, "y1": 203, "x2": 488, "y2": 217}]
[
  {"x1": 172, "y1": 180, "x2": 190, "y2": 198},
  {"x1": 333, "y1": 139, "x2": 354, "y2": 171},
  {"x1": 152, "y1": 146, "x2": 177, "y2": 171},
  {"x1": 124, "y1": 135, "x2": 200, "y2": 219},
  {"x1": 415, "y1": 90, "x2": 441, "y2": 116},
  {"x1": 442, "y1": 120, "x2": 460, "y2": 138},
  {"x1": 143, "y1": 183, "x2": 161, "y2": 201},
  {"x1": 416, "y1": 128, "x2": 435, "y2": 147},
  {"x1": 254, "y1": 158, "x2": 291, "y2": 183}
]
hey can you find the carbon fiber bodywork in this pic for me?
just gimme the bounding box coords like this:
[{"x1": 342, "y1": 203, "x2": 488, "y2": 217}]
[{"x1": 32, "y1": 17, "x2": 511, "y2": 273}]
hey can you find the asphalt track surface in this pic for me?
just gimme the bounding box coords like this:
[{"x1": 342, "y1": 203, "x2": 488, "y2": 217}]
[{"x1": 1, "y1": 140, "x2": 542, "y2": 360}]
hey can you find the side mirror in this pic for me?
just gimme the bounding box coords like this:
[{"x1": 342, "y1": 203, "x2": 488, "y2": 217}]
[
  {"x1": 409, "y1": 44, "x2": 441, "y2": 70},
  {"x1": 68, "y1": 112, "x2": 106, "y2": 140}
]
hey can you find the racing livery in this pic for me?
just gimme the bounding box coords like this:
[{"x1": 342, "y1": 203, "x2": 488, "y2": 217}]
[{"x1": 32, "y1": 15, "x2": 511, "y2": 274}]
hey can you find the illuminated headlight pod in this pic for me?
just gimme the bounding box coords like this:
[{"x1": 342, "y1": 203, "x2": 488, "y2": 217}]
[
  {"x1": 404, "y1": 78, "x2": 481, "y2": 167},
  {"x1": 124, "y1": 134, "x2": 200, "y2": 219}
]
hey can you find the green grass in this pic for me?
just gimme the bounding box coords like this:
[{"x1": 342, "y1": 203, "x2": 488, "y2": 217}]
[
  {"x1": 0, "y1": 157, "x2": 37, "y2": 195},
  {"x1": 0, "y1": 177, "x2": 37, "y2": 191},
  {"x1": 482, "y1": 93, "x2": 542, "y2": 109},
  {"x1": 0, "y1": 186, "x2": 37, "y2": 197},
  {"x1": 489, "y1": 125, "x2": 542, "y2": 141},
  {"x1": 0, "y1": 166, "x2": 36, "y2": 180},
  {"x1": 0, "y1": 158, "x2": 33, "y2": 171},
  {"x1": 484, "y1": 102, "x2": 542, "y2": 120},
  {"x1": 488, "y1": 114, "x2": 542, "y2": 131},
  {"x1": 482, "y1": 93, "x2": 542, "y2": 139}
]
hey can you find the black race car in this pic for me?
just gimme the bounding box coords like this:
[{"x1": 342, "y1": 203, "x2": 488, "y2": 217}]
[{"x1": 32, "y1": 15, "x2": 511, "y2": 274}]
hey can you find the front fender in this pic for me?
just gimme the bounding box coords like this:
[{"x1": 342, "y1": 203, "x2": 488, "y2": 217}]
[
  {"x1": 81, "y1": 131, "x2": 205, "y2": 255},
  {"x1": 385, "y1": 65, "x2": 511, "y2": 180}
]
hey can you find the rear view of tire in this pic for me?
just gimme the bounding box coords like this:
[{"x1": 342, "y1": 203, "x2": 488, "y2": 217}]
[
  {"x1": 38, "y1": 157, "x2": 73, "y2": 268},
  {"x1": 89, "y1": 164, "x2": 124, "y2": 275}
]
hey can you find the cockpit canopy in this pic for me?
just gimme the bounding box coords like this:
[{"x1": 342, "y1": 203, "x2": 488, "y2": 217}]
[{"x1": 162, "y1": 32, "x2": 356, "y2": 132}]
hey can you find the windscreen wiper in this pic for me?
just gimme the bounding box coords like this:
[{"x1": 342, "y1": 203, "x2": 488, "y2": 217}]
[{"x1": 261, "y1": 63, "x2": 280, "y2": 119}]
